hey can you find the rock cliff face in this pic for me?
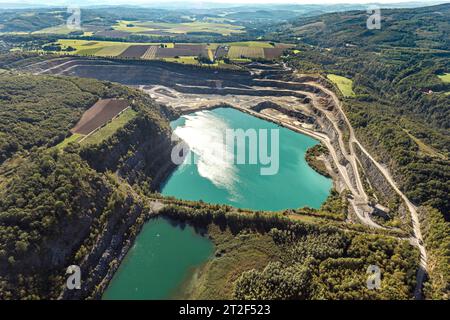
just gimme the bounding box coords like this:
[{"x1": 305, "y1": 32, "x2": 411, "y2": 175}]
[
  {"x1": 58, "y1": 110, "x2": 179, "y2": 299},
  {"x1": 0, "y1": 150, "x2": 140, "y2": 299},
  {"x1": 354, "y1": 143, "x2": 397, "y2": 203},
  {"x1": 251, "y1": 101, "x2": 315, "y2": 124},
  {"x1": 60, "y1": 192, "x2": 148, "y2": 300},
  {"x1": 310, "y1": 107, "x2": 358, "y2": 192},
  {"x1": 353, "y1": 143, "x2": 409, "y2": 226},
  {"x1": 81, "y1": 111, "x2": 177, "y2": 192}
]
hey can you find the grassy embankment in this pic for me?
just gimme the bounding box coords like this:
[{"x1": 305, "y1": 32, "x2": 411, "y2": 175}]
[
  {"x1": 55, "y1": 133, "x2": 84, "y2": 150},
  {"x1": 176, "y1": 224, "x2": 281, "y2": 299}
]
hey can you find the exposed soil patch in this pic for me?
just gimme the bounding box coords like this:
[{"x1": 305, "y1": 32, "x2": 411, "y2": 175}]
[
  {"x1": 173, "y1": 44, "x2": 207, "y2": 55},
  {"x1": 119, "y1": 45, "x2": 151, "y2": 58},
  {"x1": 156, "y1": 47, "x2": 207, "y2": 58},
  {"x1": 263, "y1": 48, "x2": 286, "y2": 60},
  {"x1": 71, "y1": 99, "x2": 129, "y2": 135}
]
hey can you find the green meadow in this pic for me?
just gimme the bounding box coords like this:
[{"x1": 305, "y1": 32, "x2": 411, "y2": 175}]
[{"x1": 327, "y1": 74, "x2": 356, "y2": 97}]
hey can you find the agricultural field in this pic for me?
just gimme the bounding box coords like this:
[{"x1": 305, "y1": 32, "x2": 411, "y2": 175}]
[
  {"x1": 228, "y1": 46, "x2": 265, "y2": 59},
  {"x1": 32, "y1": 24, "x2": 95, "y2": 36},
  {"x1": 162, "y1": 56, "x2": 200, "y2": 65},
  {"x1": 227, "y1": 43, "x2": 291, "y2": 59},
  {"x1": 82, "y1": 108, "x2": 137, "y2": 145},
  {"x1": 113, "y1": 20, "x2": 245, "y2": 36},
  {"x1": 54, "y1": 39, "x2": 291, "y2": 64},
  {"x1": 57, "y1": 39, "x2": 173, "y2": 57},
  {"x1": 57, "y1": 108, "x2": 137, "y2": 148},
  {"x1": 71, "y1": 99, "x2": 129, "y2": 135},
  {"x1": 57, "y1": 101, "x2": 135, "y2": 148},
  {"x1": 118, "y1": 45, "x2": 151, "y2": 58},
  {"x1": 32, "y1": 25, "x2": 75, "y2": 35},
  {"x1": 326, "y1": 74, "x2": 356, "y2": 97},
  {"x1": 33, "y1": 26, "x2": 91, "y2": 36}
]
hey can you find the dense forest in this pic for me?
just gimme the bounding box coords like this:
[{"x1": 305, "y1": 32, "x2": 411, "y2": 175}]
[
  {"x1": 160, "y1": 205, "x2": 419, "y2": 300},
  {"x1": 0, "y1": 148, "x2": 120, "y2": 299}
]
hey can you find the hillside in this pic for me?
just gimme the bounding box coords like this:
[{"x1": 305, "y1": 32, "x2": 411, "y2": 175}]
[
  {"x1": 0, "y1": 148, "x2": 138, "y2": 299},
  {"x1": 273, "y1": 4, "x2": 449, "y2": 299},
  {"x1": 0, "y1": 73, "x2": 177, "y2": 299},
  {"x1": 276, "y1": 5, "x2": 449, "y2": 218},
  {"x1": 274, "y1": 3, "x2": 450, "y2": 50},
  {"x1": 0, "y1": 71, "x2": 123, "y2": 163},
  {"x1": 276, "y1": 4, "x2": 450, "y2": 129}
]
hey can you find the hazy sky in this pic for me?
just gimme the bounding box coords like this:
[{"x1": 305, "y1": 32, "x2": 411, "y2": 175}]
[
  {"x1": 0, "y1": 0, "x2": 447, "y2": 4},
  {"x1": 83, "y1": 0, "x2": 442, "y2": 3},
  {"x1": 0, "y1": 0, "x2": 448, "y2": 9}
]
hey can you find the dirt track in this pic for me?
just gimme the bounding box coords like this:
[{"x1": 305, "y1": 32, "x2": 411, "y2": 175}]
[{"x1": 304, "y1": 81, "x2": 427, "y2": 298}]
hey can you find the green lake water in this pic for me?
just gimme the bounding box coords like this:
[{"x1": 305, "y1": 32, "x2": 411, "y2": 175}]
[
  {"x1": 161, "y1": 107, "x2": 332, "y2": 211},
  {"x1": 103, "y1": 218, "x2": 213, "y2": 300}
]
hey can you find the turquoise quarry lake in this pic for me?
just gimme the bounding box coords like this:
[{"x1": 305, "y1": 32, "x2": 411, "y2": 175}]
[
  {"x1": 103, "y1": 107, "x2": 332, "y2": 300},
  {"x1": 161, "y1": 107, "x2": 332, "y2": 211}
]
